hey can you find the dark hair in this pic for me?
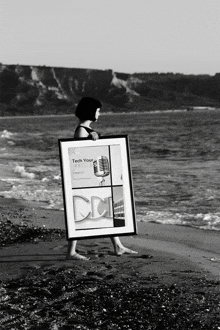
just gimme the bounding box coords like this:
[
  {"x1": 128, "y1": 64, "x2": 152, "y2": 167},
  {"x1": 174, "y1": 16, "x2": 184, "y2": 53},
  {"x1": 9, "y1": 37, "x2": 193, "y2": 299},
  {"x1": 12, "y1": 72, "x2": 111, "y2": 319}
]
[{"x1": 75, "y1": 97, "x2": 102, "y2": 121}]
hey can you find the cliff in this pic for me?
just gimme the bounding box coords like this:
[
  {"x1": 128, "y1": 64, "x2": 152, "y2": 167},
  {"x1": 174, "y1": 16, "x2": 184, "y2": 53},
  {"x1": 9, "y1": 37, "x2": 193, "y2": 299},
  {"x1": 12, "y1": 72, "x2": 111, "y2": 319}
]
[{"x1": 0, "y1": 64, "x2": 219, "y2": 115}]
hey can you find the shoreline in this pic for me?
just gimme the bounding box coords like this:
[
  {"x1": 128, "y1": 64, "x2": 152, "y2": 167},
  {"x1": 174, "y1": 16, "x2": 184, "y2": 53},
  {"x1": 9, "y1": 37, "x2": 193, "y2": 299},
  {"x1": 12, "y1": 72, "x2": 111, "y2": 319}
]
[
  {"x1": 0, "y1": 196, "x2": 219, "y2": 282},
  {"x1": 0, "y1": 197, "x2": 219, "y2": 328}
]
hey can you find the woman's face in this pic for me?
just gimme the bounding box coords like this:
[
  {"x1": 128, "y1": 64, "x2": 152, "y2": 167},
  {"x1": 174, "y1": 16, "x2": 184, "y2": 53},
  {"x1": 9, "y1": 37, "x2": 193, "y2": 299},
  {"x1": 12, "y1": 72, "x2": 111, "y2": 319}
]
[{"x1": 95, "y1": 108, "x2": 101, "y2": 121}]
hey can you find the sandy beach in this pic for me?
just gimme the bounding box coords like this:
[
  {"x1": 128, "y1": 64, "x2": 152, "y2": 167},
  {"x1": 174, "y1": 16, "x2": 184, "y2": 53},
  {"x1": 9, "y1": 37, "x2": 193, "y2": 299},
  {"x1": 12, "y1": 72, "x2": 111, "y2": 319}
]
[{"x1": 0, "y1": 196, "x2": 220, "y2": 329}]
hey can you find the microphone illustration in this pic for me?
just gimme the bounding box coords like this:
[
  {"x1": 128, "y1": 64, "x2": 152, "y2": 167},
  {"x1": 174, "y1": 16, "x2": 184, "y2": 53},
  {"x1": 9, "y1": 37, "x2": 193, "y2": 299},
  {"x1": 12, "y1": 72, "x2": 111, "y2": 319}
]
[{"x1": 93, "y1": 156, "x2": 110, "y2": 186}]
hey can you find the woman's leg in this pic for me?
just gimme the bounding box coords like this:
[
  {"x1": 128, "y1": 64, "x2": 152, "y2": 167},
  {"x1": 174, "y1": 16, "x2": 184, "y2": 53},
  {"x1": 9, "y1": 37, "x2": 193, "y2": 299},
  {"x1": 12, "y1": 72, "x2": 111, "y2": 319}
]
[
  {"x1": 66, "y1": 240, "x2": 89, "y2": 260},
  {"x1": 110, "y1": 237, "x2": 138, "y2": 255}
]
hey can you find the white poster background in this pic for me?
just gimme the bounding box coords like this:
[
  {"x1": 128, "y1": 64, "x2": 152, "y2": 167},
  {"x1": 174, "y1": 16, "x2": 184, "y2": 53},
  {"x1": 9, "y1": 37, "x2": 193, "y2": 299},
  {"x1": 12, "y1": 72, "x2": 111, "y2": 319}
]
[{"x1": 68, "y1": 145, "x2": 111, "y2": 188}]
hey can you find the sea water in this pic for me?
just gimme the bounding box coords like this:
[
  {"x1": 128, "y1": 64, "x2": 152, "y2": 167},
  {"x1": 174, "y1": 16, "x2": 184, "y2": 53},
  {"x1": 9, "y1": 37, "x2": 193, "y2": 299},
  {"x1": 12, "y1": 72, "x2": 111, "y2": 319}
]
[{"x1": 0, "y1": 110, "x2": 220, "y2": 231}]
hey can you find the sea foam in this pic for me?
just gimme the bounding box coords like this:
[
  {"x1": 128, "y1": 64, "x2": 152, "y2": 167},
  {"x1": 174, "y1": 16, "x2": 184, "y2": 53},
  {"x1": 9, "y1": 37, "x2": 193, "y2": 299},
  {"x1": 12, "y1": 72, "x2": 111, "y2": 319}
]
[
  {"x1": 138, "y1": 210, "x2": 220, "y2": 231},
  {"x1": 1, "y1": 130, "x2": 16, "y2": 139},
  {"x1": 14, "y1": 165, "x2": 35, "y2": 179}
]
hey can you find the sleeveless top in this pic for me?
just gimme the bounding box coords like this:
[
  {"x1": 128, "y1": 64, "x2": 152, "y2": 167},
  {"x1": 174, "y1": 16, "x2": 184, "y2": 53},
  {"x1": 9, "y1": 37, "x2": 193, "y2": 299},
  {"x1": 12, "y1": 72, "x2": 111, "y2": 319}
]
[{"x1": 74, "y1": 125, "x2": 99, "y2": 139}]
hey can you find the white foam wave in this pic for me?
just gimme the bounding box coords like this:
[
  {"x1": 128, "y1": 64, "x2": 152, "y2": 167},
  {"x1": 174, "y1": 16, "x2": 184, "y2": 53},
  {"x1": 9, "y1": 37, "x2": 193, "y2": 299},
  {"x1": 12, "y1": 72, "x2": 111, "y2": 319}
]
[
  {"x1": 41, "y1": 174, "x2": 61, "y2": 182},
  {"x1": 14, "y1": 165, "x2": 35, "y2": 179},
  {"x1": 0, "y1": 184, "x2": 63, "y2": 209},
  {"x1": 42, "y1": 177, "x2": 50, "y2": 182},
  {"x1": 1, "y1": 130, "x2": 16, "y2": 139},
  {"x1": 53, "y1": 174, "x2": 61, "y2": 180},
  {"x1": 138, "y1": 210, "x2": 220, "y2": 230}
]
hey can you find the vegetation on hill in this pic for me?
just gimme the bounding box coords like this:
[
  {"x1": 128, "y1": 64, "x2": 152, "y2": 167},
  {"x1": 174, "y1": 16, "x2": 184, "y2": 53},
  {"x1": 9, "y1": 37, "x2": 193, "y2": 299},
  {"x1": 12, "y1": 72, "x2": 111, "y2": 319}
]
[{"x1": 0, "y1": 64, "x2": 219, "y2": 116}]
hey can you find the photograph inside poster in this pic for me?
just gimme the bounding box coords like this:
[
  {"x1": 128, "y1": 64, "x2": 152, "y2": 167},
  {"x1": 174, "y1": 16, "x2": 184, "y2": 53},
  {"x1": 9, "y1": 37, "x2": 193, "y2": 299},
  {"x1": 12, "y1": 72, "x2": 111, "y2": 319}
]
[{"x1": 59, "y1": 136, "x2": 136, "y2": 239}]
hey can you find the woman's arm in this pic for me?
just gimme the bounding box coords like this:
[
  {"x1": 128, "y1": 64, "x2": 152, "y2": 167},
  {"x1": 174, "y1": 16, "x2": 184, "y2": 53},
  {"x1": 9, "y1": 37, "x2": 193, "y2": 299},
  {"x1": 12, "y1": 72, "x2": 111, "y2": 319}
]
[{"x1": 89, "y1": 131, "x2": 99, "y2": 140}]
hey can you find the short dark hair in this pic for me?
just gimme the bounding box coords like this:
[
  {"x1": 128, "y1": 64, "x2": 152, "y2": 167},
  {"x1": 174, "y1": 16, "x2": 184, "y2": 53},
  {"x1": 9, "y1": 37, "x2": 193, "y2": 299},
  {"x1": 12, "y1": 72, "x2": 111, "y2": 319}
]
[{"x1": 75, "y1": 97, "x2": 102, "y2": 121}]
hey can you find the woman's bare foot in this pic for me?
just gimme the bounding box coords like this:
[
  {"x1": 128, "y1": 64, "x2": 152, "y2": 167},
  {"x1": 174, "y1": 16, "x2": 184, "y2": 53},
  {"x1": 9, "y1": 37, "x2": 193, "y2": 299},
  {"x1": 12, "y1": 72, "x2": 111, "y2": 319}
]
[
  {"x1": 115, "y1": 247, "x2": 138, "y2": 256},
  {"x1": 110, "y1": 237, "x2": 138, "y2": 256},
  {"x1": 66, "y1": 240, "x2": 89, "y2": 260},
  {"x1": 66, "y1": 253, "x2": 90, "y2": 261}
]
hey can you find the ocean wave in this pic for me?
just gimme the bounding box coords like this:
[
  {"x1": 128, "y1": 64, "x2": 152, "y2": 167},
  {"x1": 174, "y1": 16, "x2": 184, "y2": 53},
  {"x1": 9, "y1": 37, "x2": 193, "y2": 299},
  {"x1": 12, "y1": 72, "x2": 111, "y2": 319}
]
[
  {"x1": 0, "y1": 130, "x2": 17, "y2": 139},
  {"x1": 0, "y1": 162, "x2": 63, "y2": 209},
  {"x1": 138, "y1": 210, "x2": 220, "y2": 231},
  {"x1": 28, "y1": 165, "x2": 56, "y2": 172},
  {"x1": 0, "y1": 184, "x2": 63, "y2": 209},
  {"x1": 14, "y1": 165, "x2": 35, "y2": 179},
  {"x1": 1, "y1": 177, "x2": 220, "y2": 230}
]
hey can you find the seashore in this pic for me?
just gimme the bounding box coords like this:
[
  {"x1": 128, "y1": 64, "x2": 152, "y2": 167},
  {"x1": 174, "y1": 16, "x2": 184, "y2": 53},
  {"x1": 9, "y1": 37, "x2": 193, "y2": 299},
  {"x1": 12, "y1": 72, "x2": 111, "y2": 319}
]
[{"x1": 0, "y1": 196, "x2": 220, "y2": 329}]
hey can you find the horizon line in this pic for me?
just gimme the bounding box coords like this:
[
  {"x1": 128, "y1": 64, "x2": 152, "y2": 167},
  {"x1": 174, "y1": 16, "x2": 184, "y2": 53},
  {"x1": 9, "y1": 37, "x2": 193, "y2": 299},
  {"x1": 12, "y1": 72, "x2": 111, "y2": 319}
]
[{"x1": 0, "y1": 62, "x2": 217, "y2": 77}]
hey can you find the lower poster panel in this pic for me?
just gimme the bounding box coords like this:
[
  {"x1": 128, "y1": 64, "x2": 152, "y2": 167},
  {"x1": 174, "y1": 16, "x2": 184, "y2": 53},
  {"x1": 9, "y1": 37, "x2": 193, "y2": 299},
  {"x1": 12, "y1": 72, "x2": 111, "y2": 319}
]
[{"x1": 72, "y1": 187, "x2": 125, "y2": 230}]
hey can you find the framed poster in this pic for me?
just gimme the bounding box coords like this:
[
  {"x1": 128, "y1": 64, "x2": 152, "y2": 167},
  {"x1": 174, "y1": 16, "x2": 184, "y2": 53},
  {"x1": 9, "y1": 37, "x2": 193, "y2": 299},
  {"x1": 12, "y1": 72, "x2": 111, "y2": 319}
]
[{"x1": 59, "y1": 135, "x2": 137, "y2": 240}]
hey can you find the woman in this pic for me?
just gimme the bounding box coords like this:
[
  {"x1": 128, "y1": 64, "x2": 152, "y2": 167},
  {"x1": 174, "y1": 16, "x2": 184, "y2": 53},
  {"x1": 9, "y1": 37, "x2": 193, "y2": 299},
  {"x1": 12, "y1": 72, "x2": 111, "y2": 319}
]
[{"x1": 67, "y1": 97, "x2": 137, "y2": 260}]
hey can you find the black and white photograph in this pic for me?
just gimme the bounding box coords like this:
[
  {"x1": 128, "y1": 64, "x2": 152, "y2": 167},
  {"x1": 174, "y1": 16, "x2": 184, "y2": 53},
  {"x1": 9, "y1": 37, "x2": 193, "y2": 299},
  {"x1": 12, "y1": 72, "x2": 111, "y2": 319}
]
[{"x1": 0, "y1": 0, "x2": 220, "y2": 329}]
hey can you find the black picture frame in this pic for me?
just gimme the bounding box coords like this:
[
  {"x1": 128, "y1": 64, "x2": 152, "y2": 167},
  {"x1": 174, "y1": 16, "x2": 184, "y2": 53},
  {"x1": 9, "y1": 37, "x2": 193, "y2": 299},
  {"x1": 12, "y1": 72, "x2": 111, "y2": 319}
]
[{"x1": 59, "y1": 135, "x2": 137, "y2": 240}]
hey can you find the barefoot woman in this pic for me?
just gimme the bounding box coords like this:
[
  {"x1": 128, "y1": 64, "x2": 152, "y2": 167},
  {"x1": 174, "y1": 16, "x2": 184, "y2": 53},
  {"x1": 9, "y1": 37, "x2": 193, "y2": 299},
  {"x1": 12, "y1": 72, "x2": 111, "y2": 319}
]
[{"x1": 67, "y1": 97, "x2": 137, "y2": 260}]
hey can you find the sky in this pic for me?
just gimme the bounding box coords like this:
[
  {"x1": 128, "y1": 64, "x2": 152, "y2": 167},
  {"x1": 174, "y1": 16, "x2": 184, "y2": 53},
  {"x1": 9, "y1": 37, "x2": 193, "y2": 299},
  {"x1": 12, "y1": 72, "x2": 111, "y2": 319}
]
[{"x1": 0, "y1": 0, "x2": 220, "y2": 75}]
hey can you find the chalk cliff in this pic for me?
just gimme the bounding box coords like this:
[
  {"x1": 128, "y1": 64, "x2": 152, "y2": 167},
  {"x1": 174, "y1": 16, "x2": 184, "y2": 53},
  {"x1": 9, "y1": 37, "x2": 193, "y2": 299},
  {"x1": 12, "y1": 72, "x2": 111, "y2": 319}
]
[
  {"x1": 0, "y1": 63, "x2": 219, "y2": 115},
  {"x1": 0, "y1": 64, "x2": 138, "y2": 109}
]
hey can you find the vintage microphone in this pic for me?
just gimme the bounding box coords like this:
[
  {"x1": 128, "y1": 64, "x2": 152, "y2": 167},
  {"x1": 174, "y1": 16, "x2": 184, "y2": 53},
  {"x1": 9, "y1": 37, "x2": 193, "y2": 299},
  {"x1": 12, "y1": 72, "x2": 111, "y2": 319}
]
[{"x1": 93, "y1": 156, "x2": 110, "y2": 186}]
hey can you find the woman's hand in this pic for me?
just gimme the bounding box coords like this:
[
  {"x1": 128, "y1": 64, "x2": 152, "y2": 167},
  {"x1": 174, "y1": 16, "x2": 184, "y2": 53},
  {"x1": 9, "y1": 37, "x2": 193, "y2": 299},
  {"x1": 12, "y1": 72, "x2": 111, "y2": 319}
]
[{"x1": 90, "y1": 132, "x2": 99, "y2": 141}]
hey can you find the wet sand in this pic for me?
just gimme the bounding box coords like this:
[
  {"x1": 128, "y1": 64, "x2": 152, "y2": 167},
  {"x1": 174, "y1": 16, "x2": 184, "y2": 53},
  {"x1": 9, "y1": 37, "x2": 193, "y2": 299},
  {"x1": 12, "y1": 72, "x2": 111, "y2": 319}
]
[{"x1": 0, "y1": 196, "x2": 220, "y2": 329}]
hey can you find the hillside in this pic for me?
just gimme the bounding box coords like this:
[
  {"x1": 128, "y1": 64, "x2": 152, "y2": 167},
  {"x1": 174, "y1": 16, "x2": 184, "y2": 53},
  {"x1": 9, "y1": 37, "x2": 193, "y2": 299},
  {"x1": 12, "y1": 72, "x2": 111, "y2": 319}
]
[{"x1": 0, "y1": 63, "x2": 219, "y2": 116}]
